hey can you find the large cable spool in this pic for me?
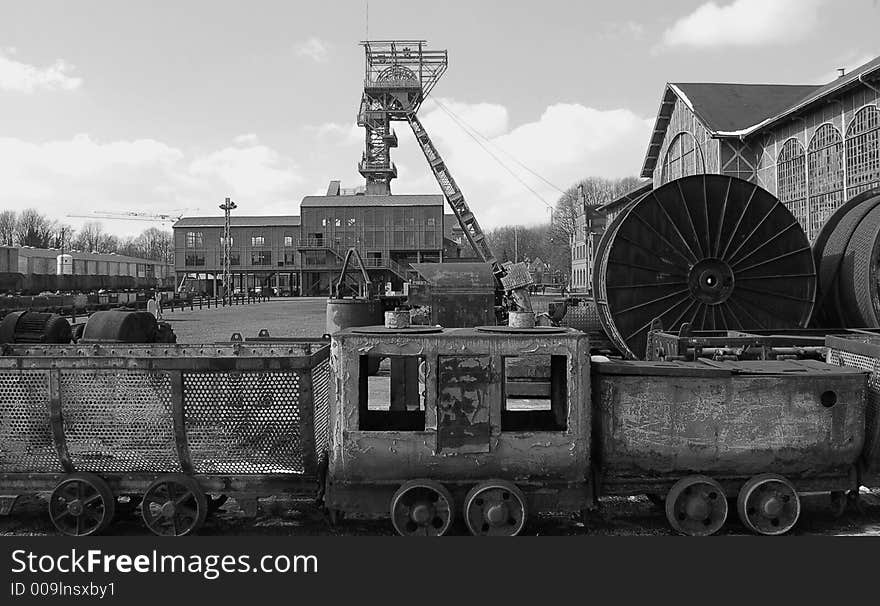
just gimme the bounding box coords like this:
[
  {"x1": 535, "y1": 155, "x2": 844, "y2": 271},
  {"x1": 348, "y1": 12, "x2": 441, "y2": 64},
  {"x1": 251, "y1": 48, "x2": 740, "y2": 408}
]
[
  {"x1": 593, "y1": 175, "x2": 816, "y2": 359},
  {"x1": 813, "y1": 188, "x2": 880, "y2": 327}
]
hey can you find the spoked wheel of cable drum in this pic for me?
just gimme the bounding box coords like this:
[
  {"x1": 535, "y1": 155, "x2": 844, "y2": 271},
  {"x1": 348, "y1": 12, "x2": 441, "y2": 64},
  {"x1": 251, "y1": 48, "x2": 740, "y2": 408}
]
[
  {"x1": 811, "y1": 188, "x2": 880, "y2": 326},
  {"x1": 593, "y1": 175, "x2": 816, "y2": 358}
]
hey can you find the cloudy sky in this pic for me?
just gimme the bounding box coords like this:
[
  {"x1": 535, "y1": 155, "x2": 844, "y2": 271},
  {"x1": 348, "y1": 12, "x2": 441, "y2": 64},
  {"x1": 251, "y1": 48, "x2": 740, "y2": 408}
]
[{"x1": 1, "y1": 0, "x2": 879, "y2": 235}]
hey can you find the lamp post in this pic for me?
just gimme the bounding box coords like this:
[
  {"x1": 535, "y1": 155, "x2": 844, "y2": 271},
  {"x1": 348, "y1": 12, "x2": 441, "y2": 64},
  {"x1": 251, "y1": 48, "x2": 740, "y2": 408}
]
[{"x1": 219, "y1": 197, "x2": 237, "y2": 306}]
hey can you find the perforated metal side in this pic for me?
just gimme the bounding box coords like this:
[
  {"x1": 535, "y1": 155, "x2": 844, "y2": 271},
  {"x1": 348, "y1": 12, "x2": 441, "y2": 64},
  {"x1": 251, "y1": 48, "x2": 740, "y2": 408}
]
[
  {"x1": 828, "y1": 348, "x2": 880, "y2": 471},
  {"x1": 311, "y1": 359, "x2": 331, "y2": 459},
  {"x1": 60, "y1": 371, "x2": 178, "y2": 472},
  {"x1": 183, "y1": 371, "x2": 306, "y2": 475},
  {"x1": 0, "y1": 371, "x2": 58, "y2": 473}
]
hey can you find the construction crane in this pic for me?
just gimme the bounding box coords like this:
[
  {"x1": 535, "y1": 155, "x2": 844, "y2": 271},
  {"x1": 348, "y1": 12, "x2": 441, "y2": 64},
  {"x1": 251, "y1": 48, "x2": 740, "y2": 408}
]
[
  {"x1": 358, "y1": 40, "x2": 534, "y2": 312},
  {"x1": 67, "y1": 211, "x2": 184, "y2": 224}
]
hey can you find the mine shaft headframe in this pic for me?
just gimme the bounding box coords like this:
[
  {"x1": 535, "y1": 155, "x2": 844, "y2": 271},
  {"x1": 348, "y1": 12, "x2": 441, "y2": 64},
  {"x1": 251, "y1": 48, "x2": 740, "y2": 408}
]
[{"x1": 360, "y1": 40, "x2": 448, "y2": 115}]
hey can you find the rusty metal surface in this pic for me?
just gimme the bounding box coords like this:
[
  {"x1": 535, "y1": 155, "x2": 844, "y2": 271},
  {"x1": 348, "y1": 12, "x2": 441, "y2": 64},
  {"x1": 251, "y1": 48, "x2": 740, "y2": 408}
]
[
  {"x1": 327, "y1": 327, "x2": 591, "y2": 515},
  {"x1": 437, "y1": 356, "x2": 491, "y2": 454},
  {"x1": 0, "y1": 342, "x2": 331, "y2": 490},
  {"x1": 826, "y1": 334, "x2": 880, "y2": 484},
  {"x1": 595, "y1": 358, "x2": 866, "y2": 494}
]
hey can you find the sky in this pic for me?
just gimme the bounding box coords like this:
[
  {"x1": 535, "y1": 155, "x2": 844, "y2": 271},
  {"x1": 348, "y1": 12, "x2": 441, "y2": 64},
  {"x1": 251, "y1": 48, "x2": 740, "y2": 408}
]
[{"x1": 0, "y1": 0, "x2": 879, "y2": 236}]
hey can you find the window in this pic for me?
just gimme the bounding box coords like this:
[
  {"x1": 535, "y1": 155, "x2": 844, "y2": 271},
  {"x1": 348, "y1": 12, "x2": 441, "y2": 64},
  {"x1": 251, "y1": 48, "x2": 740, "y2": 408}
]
[
  {"x1": 321, "y1": 218, "x2": 329, "y2": 227},
  {"x1": 230, "y1": 252, "x2": 240, "y2": 266},
  {"x1": 358, "y1": 355, "x2": 425, "y2": 431},
  {"x1": 502, "y1": 355, "x2": 567, "y2": 431},
  {"x1": 219, "y1": 236, "x2": 233, "y2": 247},
  {"x1": 284, "y1": 235, "x2": 294, "y2": 247},
  {"x1": 335, "y1": 218, "x2": 342, "y2": 227},
  {"x1": 185, "y1": 232, "x2": 203, "y2": 248},
  {"x1": 347, "y1": 218, "x2": 356, "y2": 226},
  {"x1": 807, "y1": 124, "x2": 844, "y2": 240},
  {"x1": 251, "y1": 235, "x2": 265, "y2": 247},
  {"x1": 185, "y1": 253, "x2": 205, "y2": 267},
  {"x1": 251, "y1": 251, "x2": 271, "y2": 266},
  {"x1": 661, "y1": 132, "x2": 704, "y2": 184},
  {"x1": 284, "y1": 251, "x2": 297, "y2": 266},
  {"x1": 427, "y1": 217, "x2": 436, "y2": 227},
  {"x1": 777, "y1": 138, "x2": 808, "y2": 231},
  {"x1": 845, "y1": 105, "x2": 880, "y2": 198}
]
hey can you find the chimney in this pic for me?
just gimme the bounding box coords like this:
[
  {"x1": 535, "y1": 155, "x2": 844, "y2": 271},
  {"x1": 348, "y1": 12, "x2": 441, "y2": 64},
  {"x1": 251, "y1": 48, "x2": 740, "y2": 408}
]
[{"x1": 838, "y1": 68, "x2": 847, "y2": 78}]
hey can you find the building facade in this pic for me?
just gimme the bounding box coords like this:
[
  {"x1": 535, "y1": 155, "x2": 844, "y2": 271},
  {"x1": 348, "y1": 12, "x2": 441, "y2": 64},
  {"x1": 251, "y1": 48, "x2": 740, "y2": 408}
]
[
  {"x1": 174, "y1": 216, "x2": 302, "y2": 296},
  {"x1": 642, "y1": 56, "x2": 880, "y2": 241},
  {"x1": 174, "y1": 183, "x2": 452, "y2": 296}
]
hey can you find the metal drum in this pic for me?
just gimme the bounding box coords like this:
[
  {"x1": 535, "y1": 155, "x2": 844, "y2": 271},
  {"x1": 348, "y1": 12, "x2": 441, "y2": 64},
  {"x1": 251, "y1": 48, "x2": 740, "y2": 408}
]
[
  {"x1": 326, "y1": 298, "x2": 383, "y2": 335},
  {"x1": 593, "y1": 175, "x2": 816, "y2": 359},
  {"x1": 812, "y1": 188, "x2": 880, "y2": 327}
]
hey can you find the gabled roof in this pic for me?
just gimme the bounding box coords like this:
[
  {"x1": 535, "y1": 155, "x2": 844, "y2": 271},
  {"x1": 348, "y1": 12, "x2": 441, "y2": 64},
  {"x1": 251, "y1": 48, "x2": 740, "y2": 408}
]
[
  {"x1": 640, "y1": 55, "x2": 880, "y2": 178},
  {"x1": 301, "y1": 194, "x2": 444, "y2": 208},
  {"x1": 173, "y1": 216, "x2": 300, "y2": 229}
]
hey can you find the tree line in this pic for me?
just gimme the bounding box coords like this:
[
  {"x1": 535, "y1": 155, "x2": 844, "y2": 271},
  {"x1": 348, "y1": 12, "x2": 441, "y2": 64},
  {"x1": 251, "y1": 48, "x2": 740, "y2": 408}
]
[
  {"x1": 485, "y1": 176, "x2": 644, "y2": 284},
  {"x1": 0, "y1": 208, "x2": 174, "y2": 265}
]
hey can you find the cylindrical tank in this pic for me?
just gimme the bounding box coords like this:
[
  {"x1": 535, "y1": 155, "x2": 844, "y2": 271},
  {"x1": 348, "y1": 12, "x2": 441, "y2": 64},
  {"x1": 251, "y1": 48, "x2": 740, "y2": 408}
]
[
  {"x1": 56, "y1": 254, "x2": 74, "y2": 276},
  {"x1": 0, "y1": 311, "x2": 72, "y2": 344},
  {"x1": 326, "y1": 298, "x2": 383, "y2": 334},
  {"x1": 81, "y1": 310, "x2": 159, "y2": 343}
]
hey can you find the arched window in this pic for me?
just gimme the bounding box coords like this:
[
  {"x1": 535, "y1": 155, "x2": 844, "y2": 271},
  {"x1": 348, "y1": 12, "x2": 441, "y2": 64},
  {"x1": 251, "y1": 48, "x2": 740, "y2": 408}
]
[
  {"x1": 777, "y1": 138, "x2": 808, "y2": 231},
  {"x1": 845, "y1": 105, "x2": 880, "y2": 198},
  {"x1": 661, "y1": 132, "x2": 705, "y2": 184},
  {"x1": 807, "y1": 124, "x2": 844, "y2": 239}
]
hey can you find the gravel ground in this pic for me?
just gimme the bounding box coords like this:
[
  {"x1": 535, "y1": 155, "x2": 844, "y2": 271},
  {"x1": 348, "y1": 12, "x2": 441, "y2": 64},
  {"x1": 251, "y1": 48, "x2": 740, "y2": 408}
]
[{"x1": 5, "y1": 297, "x2": 880, "y2": 536}]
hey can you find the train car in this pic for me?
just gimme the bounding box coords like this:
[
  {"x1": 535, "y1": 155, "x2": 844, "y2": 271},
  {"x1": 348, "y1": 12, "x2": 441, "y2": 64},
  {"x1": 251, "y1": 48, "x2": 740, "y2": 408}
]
[
  {"x1": 0, "y1": 326, "x2": 874, "y2": 537},
  {"x1": 327, "y1": 326, "x2": 591, "y2": 536}
]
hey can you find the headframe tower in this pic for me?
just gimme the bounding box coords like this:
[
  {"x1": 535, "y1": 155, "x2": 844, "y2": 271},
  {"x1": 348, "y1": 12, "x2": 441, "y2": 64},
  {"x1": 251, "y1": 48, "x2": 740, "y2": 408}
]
[{"x1": 357, "y1": 40, "x2": 534, "y2": 311}]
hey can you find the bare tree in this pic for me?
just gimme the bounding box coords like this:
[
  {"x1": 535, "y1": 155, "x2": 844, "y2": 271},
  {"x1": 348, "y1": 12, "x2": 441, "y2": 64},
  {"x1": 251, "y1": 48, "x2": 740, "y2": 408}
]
[
  {"x1": 14, "y1": 209, "x2": 56, "y2": 247},
  {"x1": 72, "y1": 221, "x2": 105, "y2": 252},
  {"x1": 0, "y1": 211, "x2": 17, "y2": 246}
]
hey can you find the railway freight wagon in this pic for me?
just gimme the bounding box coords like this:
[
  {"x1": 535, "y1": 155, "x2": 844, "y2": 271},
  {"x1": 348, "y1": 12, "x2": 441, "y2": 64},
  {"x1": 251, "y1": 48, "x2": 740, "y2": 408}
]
[{"x1": 0, "y1": 327, "x2": 871, "y2": 537}]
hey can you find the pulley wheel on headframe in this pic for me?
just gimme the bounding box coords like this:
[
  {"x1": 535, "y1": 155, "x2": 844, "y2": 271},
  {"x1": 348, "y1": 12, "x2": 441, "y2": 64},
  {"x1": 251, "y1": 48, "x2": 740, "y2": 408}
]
[{"x1": 593, "y1": 175, "x2": 816, "y2": 359}]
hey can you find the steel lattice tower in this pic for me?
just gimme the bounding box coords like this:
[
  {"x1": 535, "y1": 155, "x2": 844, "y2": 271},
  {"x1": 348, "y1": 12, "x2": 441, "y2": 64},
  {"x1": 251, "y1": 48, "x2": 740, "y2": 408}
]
[{"x1": 358, "y1": 40, "x2": 447, "y2": 194}]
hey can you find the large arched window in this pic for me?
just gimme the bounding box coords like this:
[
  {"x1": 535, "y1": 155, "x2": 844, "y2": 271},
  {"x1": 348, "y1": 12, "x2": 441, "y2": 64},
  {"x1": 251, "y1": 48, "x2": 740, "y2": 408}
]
[
  {"x1": 661, "y1": 132, "x2": 705, "y2": 184},
  {"x1": 846, "y1": 105, "x2": 880, "y2": 198},
  {"x1": 807, "y1": 124, "x2": 844, "y2": 239},
  {"x1": 777, "y1": 138, "x2": 808, "y2": 231}
]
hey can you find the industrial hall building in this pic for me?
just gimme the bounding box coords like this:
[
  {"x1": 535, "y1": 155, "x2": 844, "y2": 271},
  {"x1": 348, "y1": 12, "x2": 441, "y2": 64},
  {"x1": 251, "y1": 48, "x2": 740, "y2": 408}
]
[
  {"x1": 173, "y1": 181, "x2": 465, "y2": 296},
  {"x1": 571, "y1": 54, "x2": 880, "y2": 293},
  {"x1": 642, "y1": 55, "x2": 880, "y2": 241}
]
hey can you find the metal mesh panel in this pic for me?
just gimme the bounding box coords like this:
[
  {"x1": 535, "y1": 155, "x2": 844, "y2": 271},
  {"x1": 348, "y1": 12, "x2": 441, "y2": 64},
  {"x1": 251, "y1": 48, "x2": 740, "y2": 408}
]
[
  {"x1": 0, "y1": 371, "x2": 58, "y2": 473},
  {"x1": 561, "y1": 299, "x2": 602, "y2": 333},
  {"x1": 828, "y1": 348, "x2": 880, "y2": 470},
  {"x1": 778, "y1": 138, "x2": 808, "y2": 233},
  {"x1": 184, "y1": 371, "x2": 306, "y2": 475},
  {"x1": 61, "y1": 371, "x2": 178, "y2": 472},
  {"x1": 312, "y1": 359, "x2": 331, "y2": 459}
]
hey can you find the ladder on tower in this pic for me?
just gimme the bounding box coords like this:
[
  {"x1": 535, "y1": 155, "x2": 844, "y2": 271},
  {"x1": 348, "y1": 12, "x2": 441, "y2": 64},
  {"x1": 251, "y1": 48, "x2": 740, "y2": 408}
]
[{"x1": 407, "y1": 112, "x2": 533, "y2": 311}]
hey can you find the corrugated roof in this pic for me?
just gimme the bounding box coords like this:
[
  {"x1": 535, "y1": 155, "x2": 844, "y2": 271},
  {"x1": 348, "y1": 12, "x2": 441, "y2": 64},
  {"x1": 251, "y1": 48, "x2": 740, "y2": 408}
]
[
  {"x1": 173, "y1": 216, "x2": 301, "y2": 228},
  {"x1": 301, "y1": 194, "x2": 444, "y2": 207}
]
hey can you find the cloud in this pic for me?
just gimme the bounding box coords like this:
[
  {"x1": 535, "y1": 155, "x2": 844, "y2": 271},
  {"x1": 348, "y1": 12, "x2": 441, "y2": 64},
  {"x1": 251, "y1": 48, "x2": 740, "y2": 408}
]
[
  {"x1": 0, "y1": 135, "x2": 302, "y2": 235},
  {"x1": 309, "y1": 122, "x2": 363, "y2": 146},
  {"x1": 233, "y1": 133, "x2": 259, "y2": 145},
  {"x1": 660, "y1": 0, "x2": 823, "y2": 49},
  {"x1": 379, "y1": 98, "x2": 651, "y2": 228},
  {"x1": 599, "y1": 21, "x2": 646, "y2": 40},
  {"x1": 812, "y1": 50, "x2": 880, "y2": 84},
  {"x1": 295, "y1": 37, "x2": 331, "y2": 63},
  {"x1": 0, "y1": 50, "x2": 82, "y2": 92}
]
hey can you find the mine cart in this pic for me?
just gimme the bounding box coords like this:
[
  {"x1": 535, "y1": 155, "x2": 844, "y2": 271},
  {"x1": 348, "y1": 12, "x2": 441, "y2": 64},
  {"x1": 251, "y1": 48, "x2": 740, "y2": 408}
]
[
  {"x1": 826, "y1": 334, "x2": 880, "y2": 488},
  {"x1": 593, "y1": 359, "x2": 867, "y2": 536},
  {"x1": 327, "y1": 326, "x2": 591, "y2": 536},
  {"x1": 0, "y1": 341, "x2": 330, "y2": 536}
]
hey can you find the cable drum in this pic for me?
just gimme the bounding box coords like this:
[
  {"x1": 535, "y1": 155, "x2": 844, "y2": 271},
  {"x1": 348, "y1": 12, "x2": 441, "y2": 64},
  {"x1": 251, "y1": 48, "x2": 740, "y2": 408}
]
[
  {"x1": 812, "y1": 188, "x2": 880, "y2": 327},
  {"x1": 592, "y1": 175, "x2": 816, "y2": 359}
]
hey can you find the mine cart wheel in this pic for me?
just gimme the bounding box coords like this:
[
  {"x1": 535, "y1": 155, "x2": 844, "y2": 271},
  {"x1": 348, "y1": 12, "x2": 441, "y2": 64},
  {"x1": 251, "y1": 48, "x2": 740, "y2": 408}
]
[
  {"x1": 664, "y1": 476, "x2": 728, "y2": 536},
  {"x1": 49, "y1": 473, "x2": 115, "y2": 536},
  {"x1": 463, "y1": 480, "x2": 528, "y2": 537},
  {"x1": 737, "y1": 474, "x2": 801, "y2": 536},
  {"x1": 390, "y1": 480, "x2": 455, "y2": 537},
  {"x1": 141, "y1": 474, "x2": 208, "y2": 536}
]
